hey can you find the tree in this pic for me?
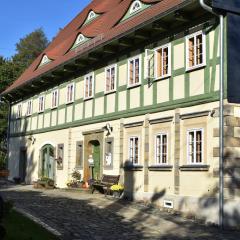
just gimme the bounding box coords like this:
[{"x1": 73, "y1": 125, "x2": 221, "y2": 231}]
[{"x1": 0, "y1": 28, "x2": 49, "y2": 169}]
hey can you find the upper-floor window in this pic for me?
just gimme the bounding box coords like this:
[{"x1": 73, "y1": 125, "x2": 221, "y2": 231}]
[
  {"x1": 155, "y1": 44, "x2": 171, "y2": 79},
  {"x1": 66, "y1": 83, "x2": 75, "y2": 103},
  {"x1": 75, "y1": 34, "x2": 85, "y2": 45},
  {"x1": 105, "y1": 65, "x2": 117, "y2": 93},
  {"x1": 87, "y1": 10, "x2": 96, "y2": 21},
  {"x1": 38, "y1": 95, "x2": 45, "y2": 113},
  {"x1": 129, "y1": 136, "x2": 140, "y2": 165},
  {"x1": 84, "y1": 73, "x2": 94, "y2": 99},
  {"x1": 26, "y1": 100, "x2": 33, "y2": 116},
  {"x1": 187, "y1": 129, "x2": 203, "y2": 164},
  {"x1": 186, "y1": 31, "x2": 206, "y2": 71},
  {"x1": 128, "y1": 55, "x2": 141, "y2": 87},
  {"x1": 51, "y1": 89, "x2": 58, "y2": 109},
  {"x1": 130, "y1": 0, "x2": 142, "y2": 14},
  {"x1": 16, "y1": 104, "x2": 22, "y2": 119},
  {"x1": 155, "y1": 133, "x2": 168, "y2": 164},
  {"x1": 39, "y1": 54, "x2": 51, "y2": 66}
]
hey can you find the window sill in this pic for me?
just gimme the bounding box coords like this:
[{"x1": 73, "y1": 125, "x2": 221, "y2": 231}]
[
  {"x1": 51, "y1": 106, "x2": 58, "y2": 110},
  {"x1": 154, "y1": 74, "x2": 171, "y2": 81},
  {"x1": 148, "y1": 165, "x2": 173, "y2": 171},
  {"x1": 104, "y1": 165, "x2": 113, "y2": 170},
  {"x1": 123, "y1": 164, "x2": 143, "y2": 171},
  {"x1": 66, "y1": 101, "x2": 74, "y2": 105},
  {"x1": 104, "y1": 90, "x2": 116, "y2": 96},
  {"x1": 84, "y1": 96, "x2": 93, "y2": 101},
  {"x1": 179, "y1": 164, "x2": 210, "y2": 171},
  {"x1": 186, "y1": 64, "x2": 206, "y2": 73},
  {"x1": 127, "y1": 83, "x2": 141, "y2": 89},
  {"x1": 38, "y1": 111, "x2": 44, "y2": 114}
]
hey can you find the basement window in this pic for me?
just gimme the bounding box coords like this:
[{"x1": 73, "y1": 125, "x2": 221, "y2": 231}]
[{"x1": 130, "y1": 0, "x2": 142, "y2": 14}]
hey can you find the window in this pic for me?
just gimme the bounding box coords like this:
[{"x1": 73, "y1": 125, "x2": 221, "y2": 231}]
[
  {"x1": 187, "y1": 129, "x2": 203, "y2": 164},
  {"x1": 87, "y1": 11, "x2": 96, "y2": 21},
  {"x1": 155, "y1": 133, "x2": 168, "y2": 164},
  {"x1": 84, "y1": 73, "x2": 94, "y2": 99},
  {"x1": 129, "y1": 136, "x2": 140, "y2": 164},
  {"x1": 16, "y1": 104, "x2": 22, "y2": 118},
  {"x1": 155, "y1": 44, "x2": 171, "y2": 78},
  {"x1": 75, "y1": 34, "x2": 85, "y2": 45},
  {"x1": 105, "y1": 65, "x2": 117, "y2": 93},
  {"x1": 38, "y1": 95, "x2": 45, "y2": 113},
  {"x1": 186, "y1": 31, "x2": 206, "y2": 70},
  {"x1": 40, "y1": 55, "x2": 51, "y2": 66},
  {"x1": 105, "y1": 138, "x2": 114, "y2": 167},
  {"x1": 128, "y1": 56, "x2": 141, "y2": 87},
  {"x1": 130, "y1": 0, "x2": 142, "y2": 14},
  {"x1": 51, "y1": 89, "x2": 58, "y2": 108},
  {"x1": 76, "y1": 141, "x2": 83, "y2": 168},
  {"x1": 26, "y1": 100, "x2": 32, "y2": 116},
  {"x1": 57, "y1": 144, "x2": 64, "y2": 170},
  {"x1": 66, "y1": 83, "x2": 75, "y2": 103}
]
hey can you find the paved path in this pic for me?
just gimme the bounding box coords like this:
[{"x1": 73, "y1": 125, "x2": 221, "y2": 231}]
[{"x1": 0, "y1": 184, "x2": 240, "y2": 240}]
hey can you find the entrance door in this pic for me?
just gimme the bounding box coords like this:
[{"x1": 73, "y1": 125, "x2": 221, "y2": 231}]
[
  {"x1": 90, "y1": 140, "x2": 101, "y2": 180},
  {"x1": 19, "y1": 148, "x2": 27, "y2": 182},
  {"x1": 41, "y1": 145, "x2": 55, "y2": 179}
]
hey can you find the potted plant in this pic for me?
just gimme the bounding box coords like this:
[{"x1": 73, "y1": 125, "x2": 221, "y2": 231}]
[
  {"x1": 110, "y1": 184, "x2": 124, "y2": 198},
  {"x1": 66, "y1": 169, "x2": 82, "y2": 188}
]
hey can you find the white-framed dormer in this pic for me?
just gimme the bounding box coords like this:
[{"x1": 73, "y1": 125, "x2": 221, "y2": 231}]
[
  {"x1": 39, "y1": 54, "x2": 51, "y2": 67},
  {"x1": 130, "y1": 0, "x2": 142, "y2": 14},
  {"x1": 38, "y1": 95, "x2": 45, "y2": 113},
  {"x1": 155, "y1": 132, "x2": 168, "y2": 165},
  {"x1": 75, "y1": 34, "x2": 85, "y2": 45},
  {"x1": 26, "y1": 99, "x2": 33, "y2": 116},
  {"x1": 84, "y1": 72, "x2": 94, "y2": 100},
  {"x1": 51, "y1": 89, "x2": 59, "y2": 109},
  {"x1": 186, "y1": 30, "x2": 206, "y2": 72},
  {"x1": 187, "y1": 128, "x2": 204, "y2": 165},
  {"x1": 87, "y1": 10, "x2": 96, "y2": 21},
  {"x1": 66, "y1": 82, "x2": 75, "y2": 104},
  {"x1": 127, "y1": 54, "x2": 142, "y2": 88},
  {"x1": 105, "y1": 64, "x2": 117, "y2": 94},
  {"x1": 128, "y1": 135, "x2": 140, "y2": 165},
  {"x1": 154, "y1": 43, "x2": 171, "y2": 80}
]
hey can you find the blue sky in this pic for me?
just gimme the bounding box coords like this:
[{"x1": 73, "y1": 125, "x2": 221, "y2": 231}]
[{"x1": 0, "y1": 0, "x2": 91, "y2": 58}]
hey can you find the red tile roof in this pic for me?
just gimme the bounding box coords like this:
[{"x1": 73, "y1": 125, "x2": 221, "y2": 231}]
[{"x1": 2, "y1": 0, "x2": 184, "y2": 96}]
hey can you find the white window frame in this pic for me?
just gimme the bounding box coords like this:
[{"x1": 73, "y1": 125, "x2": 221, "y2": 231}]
[
  {"x1": 186, "y1": 31, "x2": 206, "y2": 71},
  {"x1": 187, "y1": 128, "x2": 204, "y2": 165},
  {"x1": 51, "y1": 89, "x2": 59, "y2": 109},
  {"x1": 128, "y1": 136, "x2": 140, "y2": 165},
  {"x1": 40, "y1": 55, "x2": 51, "y2": 66},
  {"x1": 75, "y1": 34, "x2": 85, "y2": 45},
  {"x1": 26, "y1": 100, "x2": 33, "y2": 116},
  {"x1": 154, "y1": 43, "x2": 171, "y2": 80},
  {"x1": 127, "y1": 55, "x2": 142, "y2": 87},
  {"x1": 155, "y1": 133, "x2": 168, "y2": 165},
  {"x1": 66, "y1": 82, "x2": 75, "y2": 104},
  {"x1": 105, "y1": 64, "x2": 117, "y2": 94},
  {"x1": 130, "y1": 0, "x2": 142, "y2": 14},
  {"x1": 87, "y1": 10, "x2": 96, "y2": 21},
  {"x1": 84, "y1": 72, "x2": 94, "y2": 100},
  {"x1": 16, "y1": 103, "x2": 22, "y2": 119},
  {"x1": 38, "y1": 95, "x2": 45, "y2": 113}
]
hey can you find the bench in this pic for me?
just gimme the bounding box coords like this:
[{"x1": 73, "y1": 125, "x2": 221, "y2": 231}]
[
  {"x1": 34, "y1": 178, "x2": 55, "y2": 189},
  {"x1": 91, "y1": 174, "x2": 120, "y2": 195},
  {"x1": 0, "y1": 170, "x2": 9, "y2": 178}
]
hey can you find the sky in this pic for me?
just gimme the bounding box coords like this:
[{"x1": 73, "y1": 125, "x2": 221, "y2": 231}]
[{"x1": 0, "y1": 0, "x2": 91, "y2": 58}]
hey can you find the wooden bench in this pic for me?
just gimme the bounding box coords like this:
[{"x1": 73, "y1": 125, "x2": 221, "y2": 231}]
[
  {"x1": 91, "y1": 174, "x2": 120, "y2": 195},
  {"x1": 0, "y1": 170, "x2": 9, "y2": 178}
]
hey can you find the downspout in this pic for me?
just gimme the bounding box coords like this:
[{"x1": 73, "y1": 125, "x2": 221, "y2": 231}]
[
  {"x1": 199, "y1": 0, "x2": 224, "y2": 229},
  {"x1": 6, "y1": 101, "x2": 11, "y2": 176}
]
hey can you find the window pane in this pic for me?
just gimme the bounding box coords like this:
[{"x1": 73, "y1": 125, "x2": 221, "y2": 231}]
[
  {"x1": 130, "y1": 61, "x2": 134, "y2": 85},
  {"x1": 135, "y1": 58, "x2": 139, "y2": 83},
  {"x1": 189, "y1": 37, "x2": 195, "y2": 67},
  {"x1": 196, "y1": 35, "x2": 203, "y2": 65},
  {"x1": 163, "y1": 47, "x2": 168, "y2": 75}
]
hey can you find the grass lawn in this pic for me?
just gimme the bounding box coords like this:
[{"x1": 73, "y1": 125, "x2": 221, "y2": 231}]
[{"x1": 2, "y1": 209, "x2": 59, "y2": 240}]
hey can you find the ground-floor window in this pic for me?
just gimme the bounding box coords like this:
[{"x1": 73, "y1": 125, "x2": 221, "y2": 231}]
[
  {"x1": 129, "y1": 136, "x2": 140, "y2": 164},
  {"x1": 187, "y1": 129, "x2": 203, "y2": 164},
  {"x1": 105, "y1": 138, "x2": 113, "y2": 167},
  {"x1": 57, "y1": 144, "x2": 64, "y2": 170},
  {"x1": 76, "y1": 141, "x2": 83, "y2": 168},
  {"x1": 155, "y1": 133, "x2": 168, "y2": 164}
]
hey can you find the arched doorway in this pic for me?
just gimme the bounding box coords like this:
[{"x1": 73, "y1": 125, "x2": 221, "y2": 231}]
[
  {"x1": 88, "y1": 140, "x2": 101, "y2": 180},
  {"x1": 41, "y1": 144, "x2": 55, "y2": 179}
]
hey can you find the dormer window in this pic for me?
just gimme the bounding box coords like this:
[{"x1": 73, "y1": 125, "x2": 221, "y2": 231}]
[
  {"x1": 87, "y1": 10, "x2": 96, "y2": 21},
  {"x1": 130, "y1": 0, "x2": 142, "y2": 14},
  {"x1": 40, "y1": 54, "x2": 51, "y2": 66},
  {"x1": 75, "y1": 34, "x2": 85, "y2": 45}
]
